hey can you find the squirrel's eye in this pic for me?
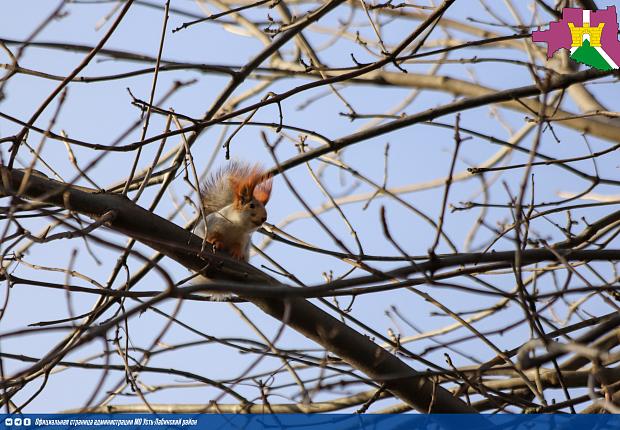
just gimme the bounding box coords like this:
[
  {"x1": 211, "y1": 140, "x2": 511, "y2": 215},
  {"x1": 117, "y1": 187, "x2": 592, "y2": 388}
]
[{"x1": 249, "y1": 203, "x2": 255, "y2": 209}]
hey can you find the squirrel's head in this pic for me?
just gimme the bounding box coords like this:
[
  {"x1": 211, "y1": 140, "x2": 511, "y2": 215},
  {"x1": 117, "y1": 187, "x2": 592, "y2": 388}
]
[{"x1": 232, "y1": 171, "x2": 272, "y2": 228}]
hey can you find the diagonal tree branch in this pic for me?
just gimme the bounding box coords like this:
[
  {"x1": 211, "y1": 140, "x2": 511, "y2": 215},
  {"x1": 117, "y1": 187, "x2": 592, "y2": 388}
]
[
  {"x1": 0, "y1": 167, "x2": 476, "y2": 413},
  {"x1": 269, "y1": 68, "x2": 618, "y2": 175}
]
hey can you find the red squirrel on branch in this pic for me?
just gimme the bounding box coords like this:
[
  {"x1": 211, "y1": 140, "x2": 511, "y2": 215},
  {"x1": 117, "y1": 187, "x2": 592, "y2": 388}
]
[{"x1": 200, "y1": 161, "x2": 273, "y2": 262}]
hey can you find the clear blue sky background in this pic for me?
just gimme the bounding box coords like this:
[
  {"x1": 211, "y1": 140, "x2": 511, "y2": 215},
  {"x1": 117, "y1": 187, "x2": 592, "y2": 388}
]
[{"x1": 1, "y1": 0, "x2": 619, "y2": 412}]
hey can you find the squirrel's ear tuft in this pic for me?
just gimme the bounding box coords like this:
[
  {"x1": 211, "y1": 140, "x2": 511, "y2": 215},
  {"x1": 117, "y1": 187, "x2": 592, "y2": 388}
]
[
  {"x1": 230, "y1": 163, "x2": 271, "y2": 206},
  {"x1": 254, "y1": 174, "x2": 272, "y2": 205},
  {"x1": 233, "y1": 177, "x2": 255, "y2": 205}
]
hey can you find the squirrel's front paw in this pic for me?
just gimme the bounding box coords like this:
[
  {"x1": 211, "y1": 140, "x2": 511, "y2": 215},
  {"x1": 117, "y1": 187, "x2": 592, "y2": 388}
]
[{"x1": 210, "y1": 239, "x2": 225, "y2": 254}]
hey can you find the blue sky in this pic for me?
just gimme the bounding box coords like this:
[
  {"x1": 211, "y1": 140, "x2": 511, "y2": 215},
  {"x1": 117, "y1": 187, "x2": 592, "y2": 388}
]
[{"x1": 1, "y1": 0, "x2": 619, "y2": 412}]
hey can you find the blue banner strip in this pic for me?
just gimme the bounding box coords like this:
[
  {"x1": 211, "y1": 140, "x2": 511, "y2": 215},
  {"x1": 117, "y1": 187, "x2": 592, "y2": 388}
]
[{"x1": 0, "y1": 414, "x2": 617, "y2": 430}]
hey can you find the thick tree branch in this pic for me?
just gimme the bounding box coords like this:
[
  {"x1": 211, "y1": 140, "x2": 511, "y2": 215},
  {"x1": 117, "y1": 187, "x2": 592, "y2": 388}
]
[{"x1": 0, "y1": 167, "x2": 475, "y2": 413}]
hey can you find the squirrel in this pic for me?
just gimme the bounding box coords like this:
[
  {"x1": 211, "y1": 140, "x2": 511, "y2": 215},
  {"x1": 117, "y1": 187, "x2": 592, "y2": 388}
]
[{"x1": 199, "y1": 160, "x2": 273, "y2": 262}]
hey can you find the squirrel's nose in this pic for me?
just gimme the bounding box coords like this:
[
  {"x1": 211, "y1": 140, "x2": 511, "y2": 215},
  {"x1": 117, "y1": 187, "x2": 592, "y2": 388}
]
[{"x1": 261, "y1": 216, "x2": 267, "y2": 224}]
